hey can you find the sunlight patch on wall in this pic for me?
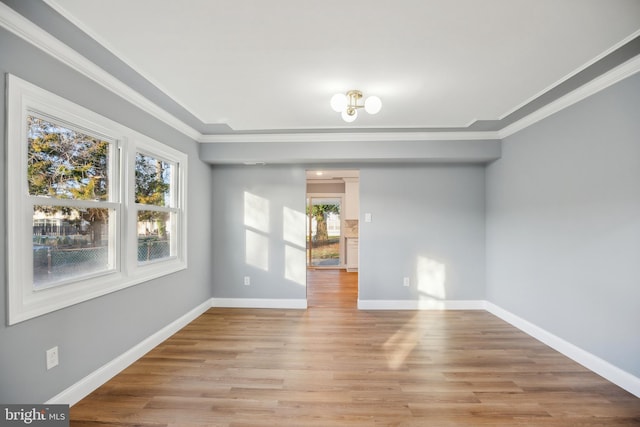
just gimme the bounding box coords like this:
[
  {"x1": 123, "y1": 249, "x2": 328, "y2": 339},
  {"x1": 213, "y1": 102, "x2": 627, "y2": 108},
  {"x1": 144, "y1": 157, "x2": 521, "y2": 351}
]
[
  {"x1": 244, "y1": 191, "x2": 270, "y2": 271},
  {"x1": 283, "y1": 206, "x2": 306, "y2": 247},
  {"x1": 284, "y1": 245, "x2": 306, "y2": 285},
  {"x1": 245, "y1": 229, "x2": 269, "y2": 271},
  {"x1": 244, "y1": 191, "x2": 270, "y2": 233},
  {"x1": 283, "y1": 206, "x2": 307, "y2": 286},
  {"x1": 417, "y1": 256, "x2": 446, "y2": 300}
]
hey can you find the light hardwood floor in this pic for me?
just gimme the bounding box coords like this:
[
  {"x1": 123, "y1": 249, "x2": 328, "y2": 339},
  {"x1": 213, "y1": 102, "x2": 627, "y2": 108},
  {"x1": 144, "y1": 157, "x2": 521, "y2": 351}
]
[{"x1": 71, "y1": 270, "x2": 640, "y2": 426}]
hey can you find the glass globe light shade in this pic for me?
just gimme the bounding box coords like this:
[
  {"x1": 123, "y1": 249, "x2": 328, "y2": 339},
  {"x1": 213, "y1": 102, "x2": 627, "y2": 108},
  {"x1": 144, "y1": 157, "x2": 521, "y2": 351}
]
[
  {"x1": 341, "y1": 108, "x2": 357, "y2": 123},
  {"x1": 330, "y1": 93, "x2": 348, "y2": 112},
  {"x1": 364, "y1": 96, "x2": 382, "y2": 114}
]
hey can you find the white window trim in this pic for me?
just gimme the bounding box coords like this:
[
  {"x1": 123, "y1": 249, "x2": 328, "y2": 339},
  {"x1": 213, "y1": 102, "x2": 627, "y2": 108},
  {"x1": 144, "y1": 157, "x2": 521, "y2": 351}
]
[
  {"x1": 127, "y1": 135, "x2": 187, "y2": 278},
  {"x1": 6, "y1": 74, "x2": 187, "y2": 325}
]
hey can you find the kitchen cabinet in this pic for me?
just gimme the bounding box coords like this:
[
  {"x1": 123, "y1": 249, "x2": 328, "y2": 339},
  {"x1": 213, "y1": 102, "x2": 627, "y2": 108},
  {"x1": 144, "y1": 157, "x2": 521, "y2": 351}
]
[
  {"x1": 344, "y1": 178, "x2": 359, "y2": 220},
  {"x1": 346, "y1": 238, "x2": 358, "y2": 272}
]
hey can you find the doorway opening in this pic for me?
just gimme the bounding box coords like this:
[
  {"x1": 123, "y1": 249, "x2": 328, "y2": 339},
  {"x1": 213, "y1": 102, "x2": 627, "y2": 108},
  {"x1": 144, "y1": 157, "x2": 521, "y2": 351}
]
[{"x1": 305, "y1": 169, "x2": 359, "y2": 307}]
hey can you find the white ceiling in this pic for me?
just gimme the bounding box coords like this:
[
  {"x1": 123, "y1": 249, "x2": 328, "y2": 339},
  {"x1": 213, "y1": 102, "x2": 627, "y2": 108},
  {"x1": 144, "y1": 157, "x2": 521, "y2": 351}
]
[{"x1": 46, "y1": 0, "x2": 640, "y2": 133}]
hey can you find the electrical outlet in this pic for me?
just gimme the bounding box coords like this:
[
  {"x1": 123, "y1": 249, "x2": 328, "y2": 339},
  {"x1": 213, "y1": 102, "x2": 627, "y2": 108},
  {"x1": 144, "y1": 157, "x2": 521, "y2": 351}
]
[
  {"x1": 46, "y1": 346, "x2": 59, "y2": 370},
  {"x1": 244, "y1": 276, "x2": 251, "y2": 286},
  {"x1": 403, "y1": 277, "x2": 410, "y2": 287}
]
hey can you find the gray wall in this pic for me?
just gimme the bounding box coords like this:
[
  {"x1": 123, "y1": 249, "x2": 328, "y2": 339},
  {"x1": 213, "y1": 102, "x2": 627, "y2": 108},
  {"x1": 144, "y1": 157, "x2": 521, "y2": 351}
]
[
  {"x1": 211, "y1": 165, "x2": 308, "y2": 300},
  {"x1": 212, "y1": 165, "x2": 485, "y2": 306},
  {"x1": 200, "y1": 139, "x2": 501, "y2": 164},
  {"x1": 486, "y1": 72, "x2": 640, "y2": 377},
  {"x1": 359, "y1": 165, "x2": 486, "y2": 302},
  {"x1": 0, "y1": 27, "x2": 212, "y2": 402},
  {"x1": 210, "y1": 164, "x2": 486, "y2": 304}
]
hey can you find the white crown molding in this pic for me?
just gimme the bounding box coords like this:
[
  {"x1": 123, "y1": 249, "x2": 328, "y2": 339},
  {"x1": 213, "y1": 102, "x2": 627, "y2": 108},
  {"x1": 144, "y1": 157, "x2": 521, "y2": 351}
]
[
  {"x1": 198, "y1": 131, "x2": 501, "y2": 144},
  {"x1": 498, "y1": 52, "x2": 640, "y2": 139},
  {"x1": 3, "y1": 2, "x2": 639, "y2": 146},
  {"x1": 0, "y1": 2, "x2": 201, "y2": 141},
  {"x1": 497, "y1": 29, "x2": 640, "y2": 121},
  {"x1": 42, "y1": 0, "x2": 211, "y2": 126}
]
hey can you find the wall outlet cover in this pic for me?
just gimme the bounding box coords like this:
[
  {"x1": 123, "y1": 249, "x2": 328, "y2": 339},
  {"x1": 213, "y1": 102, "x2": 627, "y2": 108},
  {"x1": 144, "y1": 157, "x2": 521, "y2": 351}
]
[{"x1": 46, "y1": 346, "x2": 59, "y2": 370}]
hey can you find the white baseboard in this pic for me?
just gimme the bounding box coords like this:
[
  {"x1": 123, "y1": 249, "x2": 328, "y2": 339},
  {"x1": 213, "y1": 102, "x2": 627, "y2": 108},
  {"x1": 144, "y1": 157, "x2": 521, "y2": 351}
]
[
  {"x1": 46, "y1": 296, "x2": 640, "y2": 406},
  {"x1": 46, "y1": 298, "x2": 213, "y2": 406},
  {"x1": 357, "y1": 299, "x2": 486, "y2": 310},
  {"x1": 485, "y1": 301, "x2": 640, "y2": 398},
  {"x1": 212, "y1": 298, "x2": 307, "y2": 309}
]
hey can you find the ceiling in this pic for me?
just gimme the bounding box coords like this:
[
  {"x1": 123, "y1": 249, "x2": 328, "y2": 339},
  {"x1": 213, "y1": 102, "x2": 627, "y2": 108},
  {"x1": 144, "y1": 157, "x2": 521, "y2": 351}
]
[{"x1": 42, "y1": 0, "x2": 640, "y2": 134}]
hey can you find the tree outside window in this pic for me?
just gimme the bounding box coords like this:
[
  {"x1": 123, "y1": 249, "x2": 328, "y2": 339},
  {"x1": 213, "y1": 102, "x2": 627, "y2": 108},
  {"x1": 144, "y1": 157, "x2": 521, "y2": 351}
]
[
  {"x1": 135, "y1": 153, "x2": 175, "y2": 263},
  {"x1": 27, "y1": 115, "x2": 114, "y2": 288}
]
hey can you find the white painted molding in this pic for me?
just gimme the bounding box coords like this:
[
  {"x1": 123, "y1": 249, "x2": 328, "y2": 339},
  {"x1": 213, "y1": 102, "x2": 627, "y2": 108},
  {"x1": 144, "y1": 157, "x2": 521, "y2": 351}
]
[
  {"x1": 357, "y1": 299, "x2": 486, "y2": 310},
  {"x1": 212, "y1": 298, "x2": 308, "y2": 309},
  {"x1": 0, "y1": 2, "x2": 201, "y2": 141},
  {"x1": 497, "y1": 29, "x2": 640, "y2": 121},
  {"x1": 3, "y1": 1, "x2": 639, "y2": 146},
  {"x1": 43, "y1": 0, "x2": 210, "y2": 127},
  {"x1": 46, "y1": 299, "x2": 213, "y2": 406},
  {"x1": 198, "y1": 131, "x2": 500, "y2": 144},
  {"x1": 498, "y1": 53, "x2": 640, "y2": 139},
  {"x1": 44, "y1": 297, "x2": 640, "y2": 406},
  {"x1": 486, "y1": 302, "x2": 640, "y2": 398}
]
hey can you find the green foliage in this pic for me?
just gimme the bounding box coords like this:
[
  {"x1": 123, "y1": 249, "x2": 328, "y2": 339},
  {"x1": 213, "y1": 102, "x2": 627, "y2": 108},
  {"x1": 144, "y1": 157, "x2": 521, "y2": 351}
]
[
  {"x1": 309, "y1": 204, "x2": 339, "y2": 221},
  {"x1": 135, "y1": 153, "x2": 172, "y2": 237},
  {"x1": 27, "y1": 116, "x2": 109, "y2": 200},
  {"x1": 135, "y1": 153, "x2": 171, "y2": 207},
  {"x1": 27, "y1": 116, "x2": 110, "y2": 244}
]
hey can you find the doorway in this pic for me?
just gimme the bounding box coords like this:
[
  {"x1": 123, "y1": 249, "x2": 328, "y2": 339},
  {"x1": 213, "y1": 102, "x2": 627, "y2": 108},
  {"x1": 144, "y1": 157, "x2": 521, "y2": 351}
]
[{"x1": 305, "y1": 169, "x2": 360, "y2": 307}]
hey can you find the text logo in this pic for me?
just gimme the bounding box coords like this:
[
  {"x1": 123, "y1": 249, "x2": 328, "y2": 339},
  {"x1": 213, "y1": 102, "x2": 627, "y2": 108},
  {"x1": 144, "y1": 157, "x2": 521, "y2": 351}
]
[{"x1": 1, "y1": 405, "x2": 69, "y2": 426}]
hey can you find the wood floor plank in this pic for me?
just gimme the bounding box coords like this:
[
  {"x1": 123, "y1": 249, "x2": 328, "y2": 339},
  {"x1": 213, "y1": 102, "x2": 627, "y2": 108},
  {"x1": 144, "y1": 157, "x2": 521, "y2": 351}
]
[{"x1": 70, "y1": 270, "x2": 640, "y2": 426}]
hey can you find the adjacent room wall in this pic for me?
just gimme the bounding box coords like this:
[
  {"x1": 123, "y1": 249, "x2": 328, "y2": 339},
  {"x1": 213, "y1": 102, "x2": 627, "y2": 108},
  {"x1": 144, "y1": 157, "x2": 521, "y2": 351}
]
[
  {"x1": 0, "y1": 27, "x2": 212, "y2": 402},
  {"x1": 358, "y1": 164, "x2": 486, "y2": 305},
  {"x1": 486, "y1": 72, "x2": 640, "y2": 377},
  {"x1": 211, "y1": 165, "x2": 308, "y2": 303},
  {"x1": 210, "y1": 163, "x2": 487, "y2": 307}
]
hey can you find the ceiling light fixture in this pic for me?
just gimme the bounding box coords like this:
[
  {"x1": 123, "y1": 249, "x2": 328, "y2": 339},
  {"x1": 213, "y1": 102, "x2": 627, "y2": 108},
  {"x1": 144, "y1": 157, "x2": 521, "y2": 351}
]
[{"x1": 330, "y1": 90, "x2": 381, "y2": 122}]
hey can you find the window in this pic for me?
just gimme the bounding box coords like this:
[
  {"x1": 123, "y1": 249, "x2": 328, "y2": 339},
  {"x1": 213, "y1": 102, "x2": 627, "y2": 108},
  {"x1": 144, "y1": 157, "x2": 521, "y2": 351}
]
[
  {"x1": 28, "y1": 115, "x2": 117, "y2": 289},
  {"x1": 135, "y1": 153, "x2": 176, "y2": 264},
  {"x1": 6, "y1": 74, "x2": 187, "y2": 324}
]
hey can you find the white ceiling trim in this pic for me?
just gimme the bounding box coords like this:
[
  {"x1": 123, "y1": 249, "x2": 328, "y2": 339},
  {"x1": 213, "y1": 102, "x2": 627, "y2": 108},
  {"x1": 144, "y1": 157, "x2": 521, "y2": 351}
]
[
  {"x1": 42, "y1": 0, "x2": 211, "y2": 126},
  {"x1": 497, "y1": 28, "x2": 640, "y2": 121},
  {"x1": 0, "y1": 2, "x2": 201, "y2": 140},
  {"x1": 198, "y1": 131, "x2": 500, "y2": 144},
  {"x1": 1, "y1": 2, "x2": 638, "y2": 145},
  {"x1": 498, "y1": 53, "x2": 640, "y2": 139}
]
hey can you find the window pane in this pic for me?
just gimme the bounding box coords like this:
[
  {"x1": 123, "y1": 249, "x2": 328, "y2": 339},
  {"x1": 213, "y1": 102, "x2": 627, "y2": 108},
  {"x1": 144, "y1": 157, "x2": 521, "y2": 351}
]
[
  {"x1": 137, "y1": 210, "x2": 173, "y2": 263},
  {"x1": 135, "y1": 153, "x2": 172, "y2": 207},
  {"x1": 27, "y1": 115, "x2": 109, "y2": 200},
  {"x1": 33, "y1": 205, "x2": 113, "y2": 288}
]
